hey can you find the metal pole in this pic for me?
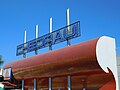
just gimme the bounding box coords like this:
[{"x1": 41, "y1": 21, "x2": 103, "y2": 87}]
[
  {"x1": 66, "y1": 8, "x2": 71, "y2": 46},
  {"x1": 22, "y1": 80, "x2": 24, "y2": 90},
  {"x1": 68, "y1": 76, "x2": 71, "y2": 90},
  {"x1": 50, "y1": 17, "x2": 52, "y2": 33},
  {"x1": 34, "y1": 24, "x2": 38, "y2": 90},
  {"x1": 35, "y1": 24, "x2": 38, "y2": 55},
  {"x1": 49, "y1": 17, "x2": 52, "y2": 51},
  {"x1": 24, "y1": 30, "x2": 27, "y2": 44},
  {"x1": 34, "y1": 79, "x2": 37, "y2": 90},
  {"x1": 22, "y1": 30, "x2": 27, "y2": 90},
  {"x1": 23, "y1": 30, "x2": 27, "y2": 58},
  {"x1": 49, "y1": 77, "x2": 52, "y2": 90},
  {"x1": 48, "y1": 17, "x2": 53, "y2": 90}
]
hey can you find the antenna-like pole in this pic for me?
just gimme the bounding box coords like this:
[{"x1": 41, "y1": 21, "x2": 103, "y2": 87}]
[
  {"x1": 66, "y1": 8, "x2": 71, "y2": 46},
  {"x1": 49, "y1": 17, "x2": 52, "y2": 51},
  {"x1": 36, "y1": 24, "x2": 38, "y2": 39},
  {"x1": 50, "y1": 17, "x2": 52, "y2": 33},
  {"x1": 22, "y1": 30, "x2": 27, "y2": 90},
  {"x1": 34, "y1": 24, "x2": 39, "y2": 90},
  {"x1": 66, "y1": 8, "x2": 71, "y2": 90},
  {"x1": 67, "y1": 8, "x2": 70, "y2": 26},
  {"x1": 35, "y1": 24, "x2": 38, "y2": 55},
  {"x1": 24, "y1": 30, "x2": 27, "y2": 44},
  {"x1": 49, "y1": 17, "x2": 53, "y2": 90},
  {"x1": 23, "y1": 30, "x2": 27, "y2": 58}
]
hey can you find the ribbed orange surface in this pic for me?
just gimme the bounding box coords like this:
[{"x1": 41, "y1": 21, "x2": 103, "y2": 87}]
[
  {"x1": 3, "y1": 37, "x2": 115, "y2": 89},
  {"x1": 4, "y1": 38, "x2": 99, "y2": 79}
]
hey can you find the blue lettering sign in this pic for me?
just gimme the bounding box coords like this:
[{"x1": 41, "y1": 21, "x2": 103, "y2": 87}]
[
  {"x1": 44, "y1": 34, "x2": 53, "y2": 47},
  {"x1": 28, "y1": 40, "x2": 37, "y2": 52},
  {"x1": 16, "y1": 21, "x2": 80, "y2": 56},
  {"x1": 37, "y1": 37, "x2": 44, "y2": 49},
  {"x1": 16, "y1": 45, "x2": 24, "y2": 56},
  {"x1": 54, "y1": 31, "x2": 63, "y2": 44}
]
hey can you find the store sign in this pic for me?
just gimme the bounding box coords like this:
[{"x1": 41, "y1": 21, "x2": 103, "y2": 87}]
[
  {"x1": 16, "y1": 21, "x2": 80, "y2": 56},
  {"x1": 3, "y1": 68, "x2": 12, "y2": 80}
]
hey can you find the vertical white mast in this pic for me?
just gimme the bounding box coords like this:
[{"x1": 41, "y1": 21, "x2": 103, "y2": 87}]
[
  {"x1": 22, "y1": 30, "x2": 27, "y2": 90},
  {"x1": 66, "y1": 8, "x2": 70, "y2": 46},
  {"x1": 67, "y1": 8, "x2": 70, "y2": 28},
  {"x1": 24, "y1": 30, "x2": 27, "y2": 43},
  {"x1": 35, "y1": 24, "x2": 39, "y2": 55},
  {"x1": 50, "y1": 17, "x2": 52, "y2": 33},
  {"x1": 49, "y1": 17, "x2": 52, "y2": 51},
  {"x1": 49, "y1": 17, "x2": 53, "y2": 90},
  {"x1": 23, "y1": 30, "x2": 27, "y2": 58},
  {"x1": 36, "y1": 24, "x2": 38, "y2": 39},
  {"x1": 67, "y1": 9, "x2": 71, "y2": 90},
  {"x1": 34, "y1": 24, "x2": 38, "y2": 89},
  {"x1": 49, "y1": 17, "x2": 53, "y2": 51}
]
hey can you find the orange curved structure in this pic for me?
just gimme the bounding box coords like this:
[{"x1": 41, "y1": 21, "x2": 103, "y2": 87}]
[{"x1": 4, "y1": 36, "x2": 117, "y2": 90}]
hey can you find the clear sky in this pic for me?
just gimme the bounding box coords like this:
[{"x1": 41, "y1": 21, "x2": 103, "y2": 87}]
[{"x1": 0, "y1": 0, "x2": 120, "y2": 66}]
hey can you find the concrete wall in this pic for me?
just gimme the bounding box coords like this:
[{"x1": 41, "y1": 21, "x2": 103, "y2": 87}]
[{"x1": 117, "y1": 56, "x2": 120, "y2": 90}]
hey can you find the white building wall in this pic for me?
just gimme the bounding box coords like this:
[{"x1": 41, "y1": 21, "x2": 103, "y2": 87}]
[{"x1": 117, "y1": 56, "x2": 120, "y2": 90}]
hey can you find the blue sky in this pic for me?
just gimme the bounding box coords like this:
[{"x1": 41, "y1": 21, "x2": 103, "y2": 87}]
[{"x1": 0, "y1": 0, "x2": 120, "y2": 66}]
